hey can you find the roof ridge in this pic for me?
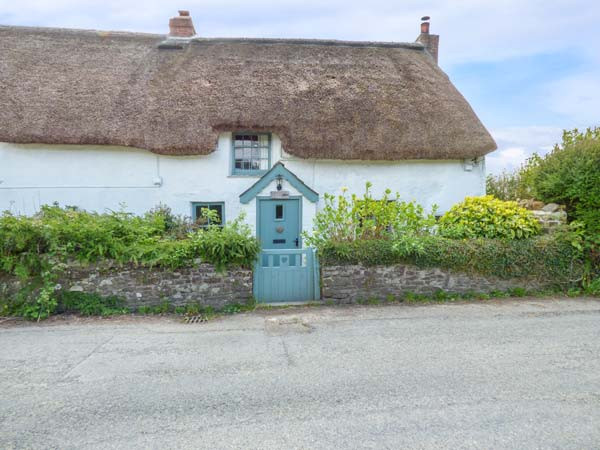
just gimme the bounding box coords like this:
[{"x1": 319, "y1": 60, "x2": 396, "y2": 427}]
[
  {"x1": 1, "y1": 24, "x2": 424, "y2": 50},
  {"x1": 188, "y1": 37, "x2": 424, "y2": 50}
]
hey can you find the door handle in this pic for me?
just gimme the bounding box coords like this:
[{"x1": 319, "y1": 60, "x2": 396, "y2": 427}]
[{"x1": 294, "y1": 237, "x2": 299, "y2": 248}]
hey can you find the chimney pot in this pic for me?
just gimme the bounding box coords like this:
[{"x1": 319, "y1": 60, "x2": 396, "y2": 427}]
[
  {"x1": 416, "y1": 16, "x2": 439, "y2": 64},
  {"x1": 169, "y1": 10, "x2": 196, "y2": 38}
]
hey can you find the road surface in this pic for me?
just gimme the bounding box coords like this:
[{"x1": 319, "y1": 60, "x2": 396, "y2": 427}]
[{"x1": 1, "y1": 298, "x2": 599, "y2": 449}]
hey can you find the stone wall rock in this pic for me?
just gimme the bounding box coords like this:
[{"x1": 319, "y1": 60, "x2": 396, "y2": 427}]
[
  {"x1": 518, "y1": 200, "x2": 568, "y2": 232},
  {"x1": 322, "y1": 264, "x2": 544, "y2": 303},
  {"x1": 0, "y1": 273, "x2": 21, "y2": 301},
  {"x1": 1, "y1": 262, "x2": 253, "y2": 310},
  {"x1": 531, "y1": 210, "x2": 567, "y2": 232}
]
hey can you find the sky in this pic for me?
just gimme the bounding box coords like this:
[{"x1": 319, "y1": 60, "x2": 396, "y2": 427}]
[{"x1": 2, "y1": 0, "x2": 599, "y2": 174}]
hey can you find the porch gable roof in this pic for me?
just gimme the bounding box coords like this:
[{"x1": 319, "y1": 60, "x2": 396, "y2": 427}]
[{"x1": 239, "y1": 162, "x2": 319, "y2": 204}]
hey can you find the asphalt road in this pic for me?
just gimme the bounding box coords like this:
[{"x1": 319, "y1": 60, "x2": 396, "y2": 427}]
[{"x1": 1, "y1": 298, "x2": 600, "y2": 449}]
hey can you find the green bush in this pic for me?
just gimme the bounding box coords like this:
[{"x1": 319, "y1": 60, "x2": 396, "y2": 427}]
[
  {"x1": 484, "y1": 127, "x2": 600, "y2": 272},
  {"x1": 486, "y1": 170, "x2": 533, "y2": 201},
  {"x1": 304, "y1": 182, "x2": 437, "y2": 248},
  {"x1": 319, "y1": 233, "x2": 583, "y2": 287},
  {"x1": 529, "y1": 128, "x2": 600, "y2": 238},
  {"x1": 438, "y1": 195, "x2": 541, "y2": 239},
  {"x1": 0, "y1": 205, "x2": 260, "y2": 319},
  {"x1": 0, "y1": 205, "x2": 259, "y2": 272},
  {"x1": 515, "y1": 127, "x2": 600, "y2": 277},
  {"x1": 585, "y1": 278, "x2": 600, "y2": 296},
  {"x1": 485, "y1": 155, "x2": 540, "y2": 201}
]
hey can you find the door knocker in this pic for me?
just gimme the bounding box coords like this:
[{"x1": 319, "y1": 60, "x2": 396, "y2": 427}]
[{"x1": 276, "y1": 226, "x2": 284, "y2": 234}]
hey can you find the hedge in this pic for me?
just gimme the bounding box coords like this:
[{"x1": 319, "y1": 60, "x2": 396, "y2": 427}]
[
  {"x1": 318, "y1": 234, "x2": 584, "y2": 287},
  {"x1": 0, "y1": 205, "x2": 260, "y2": 320}
]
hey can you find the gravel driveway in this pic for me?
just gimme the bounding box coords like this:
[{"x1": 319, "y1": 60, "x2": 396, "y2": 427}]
[{"x1": 1, "y1": 298, "x2": 600, "y2": 449}]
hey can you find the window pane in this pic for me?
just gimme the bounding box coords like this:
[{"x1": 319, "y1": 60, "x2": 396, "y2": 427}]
[
  {"x1": 275, "y1": 204, "x2": 284, "y2": 220},
  {"x1": 210, "y1": 205, "x2": 223, "y2": 224},
  {"x1": 194, "y1": 203, "x2": 224, "y2": 226},
  {"x1": 233, "y1": 133, "x2": 270, "y2": 173}
]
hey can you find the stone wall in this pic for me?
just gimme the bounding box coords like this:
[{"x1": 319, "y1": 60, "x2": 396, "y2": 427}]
[
  {"x1": 532, "y1": 210, "x2": 567, "y2": 232},
  {"x1": 1, "y1": 263, "x2": 253, "y2": 310},
  {"x1": 322, "y1": 264, "x2": 543, "y2": 303},
  {"x1": 519, "y1": 201, "x2": 567, "y2": 232},
  {"x1": 0, "y1": 274, "x2": 21, "y2": 301}
]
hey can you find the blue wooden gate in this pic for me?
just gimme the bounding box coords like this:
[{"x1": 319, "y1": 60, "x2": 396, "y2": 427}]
[{"x1": 254, "y1": 248, "x2": 320, "y2": 303}]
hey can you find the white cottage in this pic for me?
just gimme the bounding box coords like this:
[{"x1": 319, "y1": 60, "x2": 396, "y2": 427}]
[{"x1": 0, "y1": 12, "x2": 496, "y2": 250}]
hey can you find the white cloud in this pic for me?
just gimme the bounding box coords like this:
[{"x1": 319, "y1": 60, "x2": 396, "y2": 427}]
[
  {"x1": 486, "y1": 147, "x2": 529, "y2": 175},
  {"x1": 486, "y1": 126, "x2": 563, "y2": 175},
  {"x1": 542, "y1": 72, "x2": 600, "y2": 126}
]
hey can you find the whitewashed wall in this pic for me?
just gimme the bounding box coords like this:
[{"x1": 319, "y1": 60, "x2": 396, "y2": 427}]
[{"x1": 0, "y1": 134, "x2": 485, "y2": 237}]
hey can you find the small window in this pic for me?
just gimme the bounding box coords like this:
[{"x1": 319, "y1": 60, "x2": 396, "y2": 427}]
[
  {"x1": 232, "y1": 133, "x2": 270, "y2": 175},
  {"x1": 191, "y1": 202, "x2": 224, "y2": 227},
  {"x1": 275, "y1": 204, "x2": 284, "y2": 220}
]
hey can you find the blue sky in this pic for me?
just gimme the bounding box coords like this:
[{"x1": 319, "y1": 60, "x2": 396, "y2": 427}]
[{"x1": 2, "y1": 0, "x2": 599, "y2": 174}]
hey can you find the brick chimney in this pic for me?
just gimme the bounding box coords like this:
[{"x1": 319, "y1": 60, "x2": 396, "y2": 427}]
[
  {"x1": 169, "y1": 10, "x2": 196, "y2": 38},
  {"x1": 416, "y1": 16, "x2": 439, "y2": 63}
]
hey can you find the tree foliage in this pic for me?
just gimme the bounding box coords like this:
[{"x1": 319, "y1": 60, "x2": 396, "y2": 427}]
[{"x1": 529, "y1": 127, "x2": 600, "y2": 236}]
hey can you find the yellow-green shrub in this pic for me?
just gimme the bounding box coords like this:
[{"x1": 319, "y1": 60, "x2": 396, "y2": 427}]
[{"x1": 438, "y1": 195, "x2": 541, "y2": 239}]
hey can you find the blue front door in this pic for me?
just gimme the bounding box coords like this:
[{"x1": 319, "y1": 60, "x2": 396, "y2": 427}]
[
  {"x1": 258, "y1": 198, "x2": 301, "y2": 250},
  {"x1": 255, "y1": 197, "x2": 319, "y2": 302}
]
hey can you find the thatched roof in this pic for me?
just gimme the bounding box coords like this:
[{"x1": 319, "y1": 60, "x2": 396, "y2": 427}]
[{"x1": 0, "y1": 25, "x2": 496, "y2": 160}]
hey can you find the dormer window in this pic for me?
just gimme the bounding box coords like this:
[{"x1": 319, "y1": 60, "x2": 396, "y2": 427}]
[{"x1": 232, "y1": 133, "x2": 271, "y2": 175}]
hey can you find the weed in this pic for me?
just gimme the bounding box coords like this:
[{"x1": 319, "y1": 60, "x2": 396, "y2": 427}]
[
  {"x1": 185, "y1": 303, "x2": 200, "y2": 315},
  {"x1": 508, "y1": 287, "x2": 527, "y2": 297},
  {"x1": 137, "y1": 305, "x2": 152, "y2": 315},
  {"x1": 152, "y1": 301, "x2": 172, "y2": 314},
  {"x1": 59, "y1": 292, "x2": 129, "y2": 317},
  {"x1": 222, "y1": 303, "x2": 242, "y2": 314},
  {"x1": 585, "y1": 278, "x2": 600, "y2": 296},
  {"x1": 489, "y1": 290, "x2": 510, "y2": 298}
]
